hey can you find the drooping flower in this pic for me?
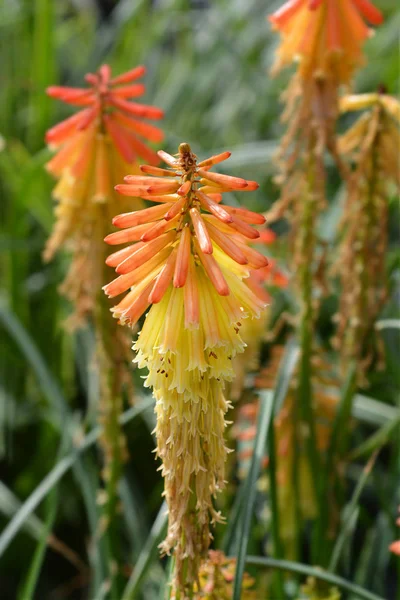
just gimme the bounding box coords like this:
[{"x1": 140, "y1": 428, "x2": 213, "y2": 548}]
[
  {"x1": 269, "y1": 0, "x2": 383, "y2": 82},
  {"x1": 332, "y1": 92, "x2": 400, "y2": 379},
  {"x1": 44, "y1": 64, "x2": 164, "y2": 323},
  {"x1": 104, "y1": 143, "x2": 268, "y2": 596}
]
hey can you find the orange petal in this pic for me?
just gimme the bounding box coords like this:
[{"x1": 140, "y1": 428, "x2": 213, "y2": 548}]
[
  {"x1": 112, "y1": 203, "x2": 173, "y2": 228},
  {"x1": 148, "y1": 249, "x2": 177, "y2": 303},
  {"x1": 115, "y1": 184, "x2": 156, "y2": 197},
  {"x1": 184, "y1": 255, "x2": 200, "y2": 328},
  {"x1": 140, "y1": 165, "x2": 175, "y2": 176},
  {"x1": 196, "y1": 190, "x2": 233, "y2": 223},
  {"x1": 123, "y1": 132, "x2": 160, "y2": 165},
  {"x1": 158, "y1": 150, "x2": 179, "y2": 167},
  {"x1": 198, "y1": 151, "x2": 231, "y2": 168},
  {"x1": 205, "y1": 221, "x2": 248, "y2": 265},
  {"x1": 106, "y1": 243, "x2": 144, "y2": 268},
  {"x1": 116, "y1": 231, "x2": 177, "y2": 274},
  {"x1": 223, "y1": 205, "x2": 265, "y2": 224},
  {"x1": 141, "y1": 218, "x2": 176, "y2": 242},
  {"x1": 239, "y1": 244, "x2": 269, "y2": 269},
  {"x1": 108, "y1": 96, "x2": 164, "y2": 119},
  {"x1": 190, "y1": 208, "x2": 213, "y2": 254},
  {"x1": 103, "y1": 246, "x2": 171, "y2": 297},
  {"x1": 105, "y1": 222, "x2": 155, "y2": 245},
  {"x1": 123, "y1": 174, "x2": 170, "y2": 184},
  {"x1": 110, "y1": 65, "x2": 146, "y2": 86},
  {"x1": 327, "y1": 0, "x2": 341, "y2": 51},
  {"x1": 116, "y1": 280, "x2": 154, "y2": 326},
  {"x1": 197, "y1": 168, "x2": 248, "y2": 189},
  {"x1": 351, "y1": 0, "x2": 383, "y2": 25},
  {"x1": 268, "y1": 0, "x2": 303, "y2": 27},
  {"x1": 112, "y1": 84, "x2": 146, "y2": 98},
  {"x1": 194, "y1": 240, "x2": 229, "y2": 296},
  {"x1": 104, "y1": 115, "x2": 136, "y2": 163},
  {"x1": 46, "y1": 109, "x2": 91, "y2": 145},
  {"x1": 46, "y1": 134, "x2": 82, "y2": 176},
  {"x1": 229, "y1": 215, "x2": 260, "y2": 240},
  {"x1": 164, "y1": 196, "x2": 186, "y2": 220},
  {"x1": 111, "y1": 112, "x2": 164, "y2": 143},
  {"x1": 46, "y1": 86, "x2": 94, "y2": 106},
  {"x1": 71, "y1": 128, "x2": 96, "y2": 179},
  {"x1": 173, "y1": 226, "x2": 191, "y2": 288},
  {"x1": 94, "y1": 135, "x2": 111, "y2": 201},
  {"x1": 177, "y1": 180, "x2": 192, "y2": 196}
]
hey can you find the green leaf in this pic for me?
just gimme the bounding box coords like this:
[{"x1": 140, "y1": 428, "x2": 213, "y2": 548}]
[
  {"x1": 0, "y1": 397, "x2": 154, "y2": 558},
  {"x1": 245, "y1": 556, "x2": 385, "y2": 600},
  {"x1": 121, "y1": 501, "x2": 168, "y2": 600},
  {"x1": 232, "y1": 390, "x2": 275, "y2": 600}
]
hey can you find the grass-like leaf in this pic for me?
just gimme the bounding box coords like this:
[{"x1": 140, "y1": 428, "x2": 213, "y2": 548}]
[
  {"x1": 246, "y1": 556, "x2": 385, "y2": 600},
  {"x1": 121, "y1": 501, "x2": 168, "y2": 600},
  {"x1": 0, "y1": 397, "x2": 154, "y2": 558}
]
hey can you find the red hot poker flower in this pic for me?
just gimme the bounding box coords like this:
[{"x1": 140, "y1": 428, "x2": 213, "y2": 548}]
[
  {"x1": 269, "y1": 0, "x2": 383, "y2": 82},
  {"x1": 46, "y1": 64, "x2": 164, "y2": 167},
  {"x1": 104, "y1": 143, "x2": 268, "y2": 327}
]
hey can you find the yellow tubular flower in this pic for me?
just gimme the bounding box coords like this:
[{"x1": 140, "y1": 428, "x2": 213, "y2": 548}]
[{"x1": 104, "y1": 144, "x2": 268, "y2": 596}]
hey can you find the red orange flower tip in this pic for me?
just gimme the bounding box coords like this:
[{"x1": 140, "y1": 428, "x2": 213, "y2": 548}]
[
  {"x1": 259, "y1": 229, "x2": 277, "y2": 244},
  {"x1": 389, "y1": 540, "x2": 400, "y2": 556},
  {"x1": 106, "y1": 144, "x2": 266, "y2": 310},
  {"x1": 45, "y1": 63, "x2": 164, "y2": 165}
]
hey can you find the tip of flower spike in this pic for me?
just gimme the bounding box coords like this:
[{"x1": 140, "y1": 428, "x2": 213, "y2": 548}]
[{"x1": 179, "y1": 142, "x2": 192, "y2": 154}]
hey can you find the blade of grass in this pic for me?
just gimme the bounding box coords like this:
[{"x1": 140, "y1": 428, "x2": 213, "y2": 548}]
[
  {"x1": 222, "y1": 476, "x2": 248, "y2": 554},
  {"x1": 329, "y1": 451, "x2": 379, "y2": 572},
  {"x1": 315, "y1": 362, "x2": 357, "y2": 564},
  {"x1": 121, "y1": 501, "x2": 168, "y2": 600},
  {"x1": 245, "y1": 556, "x2": 385, "y2": 600},
  {"x1": 0, "y1": 305, "x2": 69, "y2": 425},
  {"x1": 352, "y1": 394, "x2": 399, "y2": 426},
  {"x1": 349, "y1": 412, "x2": 400, "y2": 461},
  {"x1": 17, "y1": 487, "x2": 59, "y2": 600},
  {"x1": 0, "y1": 396, "x2": 154, "y2": 557},
  {"x1": 267, "y1": 338, "x2": 299, "y2": 596},
  {"x1": 232, "y1": 390, "x2": 275, "y2": 600}
]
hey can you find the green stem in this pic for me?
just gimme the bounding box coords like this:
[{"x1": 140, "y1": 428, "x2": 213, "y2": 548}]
[
  {"x1": 267, "y1": 423, "x2": 285, "y2": 598},
  {"x1": 297, "y1": 146, "x2": 323, "y2": 561}
]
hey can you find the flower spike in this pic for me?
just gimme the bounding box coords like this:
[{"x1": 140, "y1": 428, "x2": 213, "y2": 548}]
[
  {"x1": 105, "y1": 143, "x2": 265, "y2": 324},
  {"x1": 104, "y1": 144, "x2": 269, "y2": 596},
  {"x1": 269, "y1": 0, "x2": 383, "y2": 82}
]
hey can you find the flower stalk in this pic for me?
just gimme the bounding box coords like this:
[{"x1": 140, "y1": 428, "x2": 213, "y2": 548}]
[
  {"x1": 105, "y1": 143, "x2": 268, "y2": 595},
  {"x1": 45, "y1": 64, "x2": 164, "y2": 586}
]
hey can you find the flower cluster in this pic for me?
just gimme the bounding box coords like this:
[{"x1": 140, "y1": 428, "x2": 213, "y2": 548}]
[
  {"x1": 193, "y1": 551, "x2": 256, "y2": 600},
  {"x1": 332, "y1": 92, "x2": 400, "y2": 378},
  {"x1": 44, "y1": 64, "x2": 164, "y2": 323},
  {"x1": 269, "y1": 0, "x2": 383, "y2": 82},
  {"x1": 105, "y1": 143, "x2": 268, "y2": 594}
]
